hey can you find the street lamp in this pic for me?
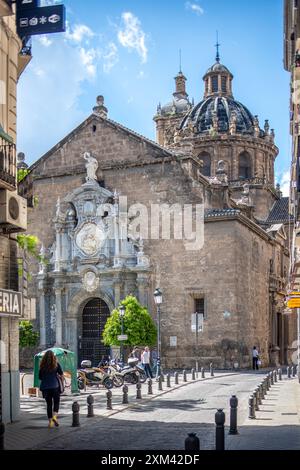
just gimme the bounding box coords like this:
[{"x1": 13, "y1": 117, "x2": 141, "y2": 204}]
[
  {"x1": 154, "y1": 288, "x2": 162, "y2": 378},
  {"x1": 119, "y1": 305, "x2": 125, "y2": 366}
]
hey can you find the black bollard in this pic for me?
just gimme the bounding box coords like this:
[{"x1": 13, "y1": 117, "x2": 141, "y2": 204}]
[
  {"x1": 257, "y1": 385, "x2": 262, "y2": 405},
  {"x1": 136, "y1": 382, "x2": 142, "y2": 399},
  {"x1": 185, "y1": 433, "x2": 200, "y2": 451},
  {"x1": 274, "y1": 370, "x2": 277, "y2": 383},
  {"x1": 270, "y1": 371, "x2": 274, "y2": 385},
  {"x1": 191, "y1": 368, "x2": 196, "y2": 380},
  {"x1": 0, "y1": 422, "x2": 5, "y2": 450},
  {"x1": 248, "y1": 395, "x2": 255, "y2": 419},
  {"x1": 266, "y1": 374, "x2": 270, "y2": 390},
  {"x1": 229, "y1": 395, "x2": 238, "y2": 435},
  {"x1": 288, "y1": 366, "x2": 291, "y2": 378},
  {"x1": 147, "y1": 379, "x2": 153, "y2": 395},
  {"x1": 122, "y1": 385, "x2": 129, "y2": 404},
  {"x1": 167, "y1": 373, "x2": 171, "y2": 388},
  {"x1": 87, "y1": 395, "x2": 94, "y2": 418},
  {"x1": 201, "y1": 367, "x2": 205, "y2": 378},
  {"x1": 158, "y1": 375, "x2": 163, "y2": 391},
  {"x1": 106, "y1": 390, "x2": 112, "y2": 410},
  {"x1": 210, "y1": 363, "x2": 214, "y2": 377},
  {"x1": 215, "y1": 409, "x2": 225, "y2": 451},
  {"x1": 174, "y1": 372, "x2": 179, "y2": 385},
  {"x1": 161, "y1": 373, "x2": 165, "y2": 382},
  {"x1": 292, "y1": 365, "x2": 296, "y2": 377},
  {"x1": 183, "y1": 370, "x2": 187, "y2": 382},
  {"x1": 254, "y1": 388, "x2": 259, "y2": 411},
  {"x1": 72, "y1": 401, "x2": 80, "y2": 427},
  {"x1": 278, "y1": 368, "x2": 282, "y2": 381}
]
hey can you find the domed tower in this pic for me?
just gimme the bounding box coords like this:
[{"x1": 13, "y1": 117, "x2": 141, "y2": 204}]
[
  {"x1": 155, "y1": 51, "x2": 279, "y2": 220},
  {"x1": 153, "y1": 68, "x2": 192, "y2": 147}
]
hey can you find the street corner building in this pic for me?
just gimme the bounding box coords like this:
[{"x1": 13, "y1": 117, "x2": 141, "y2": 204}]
[
  {"x1": 19, "y1": 53, "x2": 297, "y2": 370},
  {"x1": 0, "y1": 1, "x2": 31, "y2": 423}
]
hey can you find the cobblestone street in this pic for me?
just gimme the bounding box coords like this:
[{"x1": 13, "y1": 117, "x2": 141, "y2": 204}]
[{"x1": 5, "y1": 370, "x2": 299, "y2": 451}]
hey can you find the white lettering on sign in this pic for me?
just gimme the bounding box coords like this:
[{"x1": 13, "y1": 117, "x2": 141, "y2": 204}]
[{"x1": 0, "y1": 289, "x2": 22, "y2": 316}]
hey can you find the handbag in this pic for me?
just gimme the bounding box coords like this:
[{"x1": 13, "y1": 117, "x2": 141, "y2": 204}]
[{"x1": 57, "y1": 373, "x2": 65, "y2": 394}]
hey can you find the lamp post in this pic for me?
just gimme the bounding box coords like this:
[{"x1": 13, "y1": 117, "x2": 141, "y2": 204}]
[
  {"x1": 119, "y1": 305, "x2": 125, "y2": 366},
  {"x1": 154, "y1": 288, "x2": 162, "y2": 379}
]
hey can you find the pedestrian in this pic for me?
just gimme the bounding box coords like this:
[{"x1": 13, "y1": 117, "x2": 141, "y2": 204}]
[
  {"x1": 141, "y1": 346, "x2": 153, "y2": 378},
  {"x1": 252, "y1": 346, "x2": 260, "y2": 370},
  {"x1": 39, "y1": 350, "x2": 64, "y2": 428}
]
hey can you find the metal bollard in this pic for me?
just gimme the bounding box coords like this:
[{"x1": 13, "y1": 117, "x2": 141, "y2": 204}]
[
  {"x1": 292, "y1": 365, "x2": 296, "y2": 377},
  {"x1": 174, "y1": 372, "x2": 179, "y2": 385},
  {"x1": 0, "y1": 422, "x2": 5, "y2": 450},
  {"x1": 278, "y1": 368, "x2": 282, "y2": 381},
  {"x1": 229, "y1": 395, "x2": 238, "y2": 435},
  {"x1": 201, "y1": 367, "x2": 205, "y2": 378},
  {"x1": 136, "y1": 382, "x2": 142, "y2": 399},
  {"x1": 215, "y1": 409, "x2": 225, "y2": 451},
  {"x1": 254, "y1": 388, "x2": 259, "y2": 411},
  {"x1": 183, "y1": 370, "x2": 187, "y2": 382},
  {"x1": 210, "y1": 363, "x2": 214, "y2": 377},
  {"x1": 266, "y1": 374, "x2": 270, "y2": 390},
  {"x1": 248, "y1": 395, "x2": 255, "y2": 419},
  {"x1": 274, "y1": 370, "x2": 277, "y2": 383},
  {"x1": 257, "y1": 385, "x2": 263, "y2": 405},
  {"x1": 161, "y1": 373, "x2": 165, "y2": 382},
  {"x1": 270, "y1": 371, "x2": 274, "y2": 385},
  {"x1": 166, "y1": 373, "x2": 171, "y2": 388},
  {"x1": 191, "y1": 368, "x2": 196, "y2": 380},
  {"x1": 72, "y1": 401, "x2": 80, "y2": 427},
  {"x1": 287, "y1": 366, "x2": 291, "y2": 378},
  {"x1": 158, "y1": 375, "x2": 163, "y2": 391},
  {"x1": 87, "y1": 395, "x2": 94, "y2": 418},
  {"x1": 106, "y1": 390, "x2": 112, "y2": 410},
  {"x1": 122, "y1": 385, "x2": 129, "y2": 404},
  {"x1": 185, "y1": 432, "x2": 200, "y2": 450}
]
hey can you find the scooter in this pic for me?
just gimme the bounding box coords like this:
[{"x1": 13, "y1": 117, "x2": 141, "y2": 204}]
[
  {"x1": 112, "y1": 358, "x2": 147, "y2": 384},
  {"x1": 77, "y1": 360, "x2": 114, "y2": 390}
]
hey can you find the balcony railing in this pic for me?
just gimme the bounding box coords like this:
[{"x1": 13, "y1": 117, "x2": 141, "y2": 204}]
[{"x1": 0, "y1": 127, "x2": 16, "y2": 190}]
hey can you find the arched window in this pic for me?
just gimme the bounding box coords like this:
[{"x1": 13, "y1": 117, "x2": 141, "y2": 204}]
[
  {"x1": 199, "y1": 152, "x2": 211, "y2": 177},
  {"x1": 211, "y1": 76, "x2": 218, "y2": 93},
  {"x1": 238, "y1": 152, "x2": 252, "y2": 180}
]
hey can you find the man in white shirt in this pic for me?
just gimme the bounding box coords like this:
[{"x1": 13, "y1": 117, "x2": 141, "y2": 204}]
[
  {"x1": 141, "y1": 346, "x2": 153, "y2": 378},
  {"x1": 252, "y1": 346, "x2": 259, "y2": 370}
]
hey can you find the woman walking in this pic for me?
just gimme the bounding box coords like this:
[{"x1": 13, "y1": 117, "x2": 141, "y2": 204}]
[{"x1": 39, "y1": 350, "x2": 64, "y2": 428}]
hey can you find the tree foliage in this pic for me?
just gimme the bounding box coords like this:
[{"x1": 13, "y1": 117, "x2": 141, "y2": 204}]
[
  {"x1": 19, "y1": 320, "x2": 39, "y2": 348},
  {"x1": 102, "y1": 295, "x2": 157, "y2": 347},
  {"x1": 16, "y1": 234, "x2": 48, "y2": 278},
  {"x1": 17, "y1": 168, "x2": 30, "y2": 183}
]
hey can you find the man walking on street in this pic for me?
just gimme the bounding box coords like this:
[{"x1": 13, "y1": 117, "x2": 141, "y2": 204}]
[
  {"x1": 141, "y1": 346, "x2": 153, "y2": 378},
  {"x1": 252, "y1": 346, "x2": 260, "y2": 370}
]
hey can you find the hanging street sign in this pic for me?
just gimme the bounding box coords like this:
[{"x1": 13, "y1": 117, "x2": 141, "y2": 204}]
[
  {"x1": 16, "y1": 0, "x2": 40, "y2": 10},
  {"x1": 117, "y1": 335, "x2": 128, "y2": 341},
  {"x1": 287, "y1": 298, "x2": 300, "y2": 309},
  {"x1": 16, "y1": 4, "x2": 66, "y2": 37}
]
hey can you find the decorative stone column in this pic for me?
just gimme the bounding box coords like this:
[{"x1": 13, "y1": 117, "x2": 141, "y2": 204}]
[{"x1": 55, "y1": 286, "x2": 63, "y2": 346}]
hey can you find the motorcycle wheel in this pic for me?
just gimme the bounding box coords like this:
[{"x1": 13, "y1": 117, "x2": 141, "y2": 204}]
[
  {"x1": 138, "y1": 372, "x2": 147, "y2": 383},
  {"x1": 78, "y1": 378, "x2": 85, "y2": 390},
  {"x1": 125, "y1": 374, "x2": 138, "y2": 384},
  {"x1": 113, "y1": 375, "x2": 124, "y2": 387},
  {"x1": 103, "y1": 377, "x2": 114, "y2": 389}
]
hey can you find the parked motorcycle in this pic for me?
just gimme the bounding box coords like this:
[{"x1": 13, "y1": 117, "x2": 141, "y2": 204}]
[
  {"x1": 111, "y1": 358, "x2": 147, "y2": 384},
  {"x1": 77, "y1": 360, "x2": 114, "y2": 390}
]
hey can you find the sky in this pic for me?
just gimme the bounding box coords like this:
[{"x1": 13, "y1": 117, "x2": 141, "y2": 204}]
[{"x1": 17, "y1": 0, "x2": 291, "y2": 194}]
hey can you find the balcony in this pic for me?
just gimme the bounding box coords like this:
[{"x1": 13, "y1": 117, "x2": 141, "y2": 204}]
[
  {"x1": 0, "y1": 0, "x2": 13, "y2": 17},
  {"x1": 0, "y1": 126, "x2": 16, "y2": 190}
]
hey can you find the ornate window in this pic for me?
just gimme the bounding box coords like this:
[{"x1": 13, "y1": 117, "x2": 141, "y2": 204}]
[
  {"x1": 211, "y1": 76, "x2": 218, "y2": 93},
  {"x1": 221, "y1": 76, "x2": 227, "y2": 93},
  {"x1": 238, "y1": 152, "x2": 252, "y2": 180},
  {"x1": 199, "y1": 152, "x2": 211, "y2": 177}
]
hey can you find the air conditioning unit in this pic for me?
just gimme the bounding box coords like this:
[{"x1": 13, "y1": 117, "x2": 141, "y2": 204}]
[{"x1": 0, "y1": 189, "x2": 27, "y2": 232}]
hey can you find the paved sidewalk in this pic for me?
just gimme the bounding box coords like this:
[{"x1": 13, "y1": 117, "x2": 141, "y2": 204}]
[
  {"x1": 4, "y1": 371, "x2": 237, "y2": 450},
  {"x1": 227, "y1": 376, "x2": 300, "y2": 450}
]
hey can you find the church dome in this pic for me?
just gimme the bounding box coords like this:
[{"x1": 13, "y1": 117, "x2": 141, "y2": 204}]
[
  {"x1": 180, "y1": 95, "x2": 255, "y2": 135},
  {"x1": 160, "y1": 96, "x2": 191, "y2": 116}
]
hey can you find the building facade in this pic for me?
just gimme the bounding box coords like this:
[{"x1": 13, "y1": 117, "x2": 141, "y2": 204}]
[
  {"x1": 20, "y1": 53, "x2": 296, "y2": 370},
  {"x1": 0, "y1": 1, "x2": 31, "y2": 424}
]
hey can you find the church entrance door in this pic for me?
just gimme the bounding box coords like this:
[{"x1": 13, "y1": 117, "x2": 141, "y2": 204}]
[{"x1": 79, "y1": 298, "x2": 110, "y2": 367}]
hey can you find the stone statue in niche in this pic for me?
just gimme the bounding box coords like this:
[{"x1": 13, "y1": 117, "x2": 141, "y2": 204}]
[{"x1": 84, "y1": 152, "x2": 98, "y2": 182}]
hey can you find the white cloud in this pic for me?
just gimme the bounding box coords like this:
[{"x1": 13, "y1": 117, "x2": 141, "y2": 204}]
[
  {"x1": 102, "y1": 42, "x2": 119, "y2": 74},
  {"x1": 66, "y1": 24, "x2": 95, "y2": 44},
  {"x1": 38, "y1": 36, "x2": 53, "y2": 47},
  {"x1": 118, "y1": 12, "x2": 148, "y2": 63},
  {"x1": 79, "y1": 47, "x2": 98, "y2": 78},
  {"x1": 277, "y1": 170, "x2": 290, "y2": 197},
  {"x1": 185, "y1": 1, "x2": 204, "y2": 15}
]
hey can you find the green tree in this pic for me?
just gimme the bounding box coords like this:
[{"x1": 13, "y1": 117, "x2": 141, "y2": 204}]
[
  {"x1": 16, "y1": 234, "x2": 48, "y2": 278},
  {"x1": 102, "y1": 295, "x2": 157, "y2": 347},
  {"x1": 19, "y1": 320, "x2": 39, "y2": 348}
]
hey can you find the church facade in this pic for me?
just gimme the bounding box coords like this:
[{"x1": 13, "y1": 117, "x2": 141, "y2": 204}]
[{"x1": 19, "y1": 54, "x2": 296, "y2": 369}]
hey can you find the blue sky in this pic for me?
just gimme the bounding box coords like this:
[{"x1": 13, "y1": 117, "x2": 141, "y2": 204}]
[{"x1": 17, "y1": 0, "x2": 290, "y2": 193}]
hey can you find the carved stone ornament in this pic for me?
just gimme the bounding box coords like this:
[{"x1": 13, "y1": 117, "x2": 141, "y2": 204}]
[
  {"x1": 83, "y1": 271, "x2": 99, "y2": 293},
  {"x1": 75, "y1": 222, "x2": 106, "y2": 256}
]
